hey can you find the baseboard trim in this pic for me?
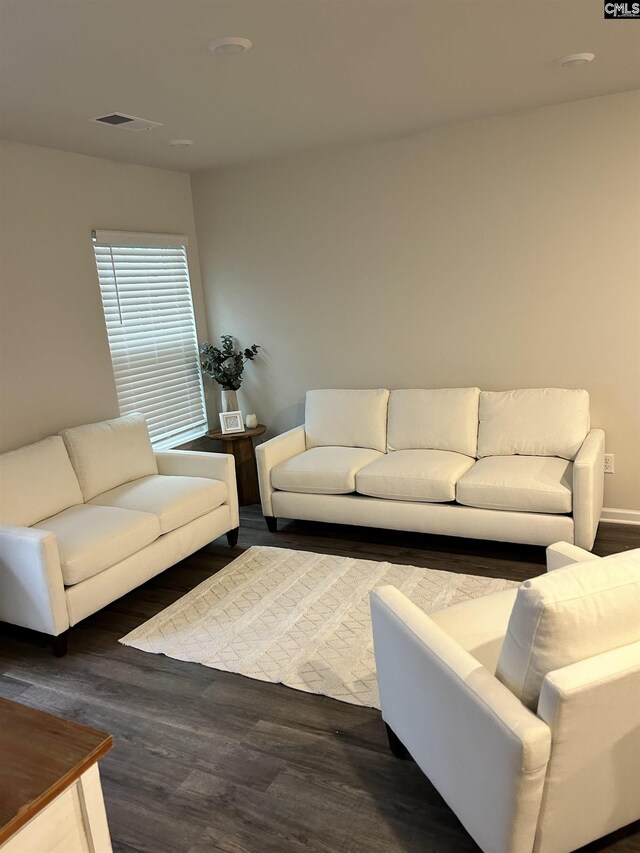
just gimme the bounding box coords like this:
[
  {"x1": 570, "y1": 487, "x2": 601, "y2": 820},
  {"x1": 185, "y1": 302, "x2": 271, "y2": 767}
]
[{"x1": 601, "y1": 507, "x2": 640, "y2": 525}]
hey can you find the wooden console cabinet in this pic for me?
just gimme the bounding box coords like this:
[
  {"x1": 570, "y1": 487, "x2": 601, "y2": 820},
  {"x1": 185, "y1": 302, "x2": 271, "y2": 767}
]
[{"x1": 0, "y1": 698, "x2": 113, "y2": 852}]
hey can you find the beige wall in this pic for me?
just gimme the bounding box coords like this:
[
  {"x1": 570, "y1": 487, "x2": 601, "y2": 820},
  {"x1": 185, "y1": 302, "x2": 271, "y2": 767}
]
[
  {"x1": 0, "y1": 140, "x2": 209, "y2": 451},
  {"x1": 192, "y1": 91, "x2": 640, "y2": 511}
]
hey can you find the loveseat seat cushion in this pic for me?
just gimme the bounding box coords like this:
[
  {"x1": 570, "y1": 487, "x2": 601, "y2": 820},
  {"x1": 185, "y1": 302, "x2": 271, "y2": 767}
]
[
  {"x1": 60, "y1": 413, "x2": 158, "y2": 501},
  {"x1": 356, "y1": 450, "x2": 475, "y2": 503},
  {"x1": 271, "y1": 446, "x2": 383, "y2": 495},
  {"x1": 477, "y1": 388, "x2": 590, "y2": 461},
  {"x1": 456, "y1": 456, "x2": 572, "y2": 514},
  {"x1": 305, "y1": 389, "x2": 390, "y2": 453},
  {"x1": 387, "y1": 388, "x2": 480, "y2": 457},
  {"x1": 0, "y1": 436, "x2": 83, "y2": 527},
  {"x1": 496, "y1": 548, "x2": 640, "y2": 709},
  {"x1": 33, "y1": 504, "x2": 161, "y2": 585},
  {"x1": 89, "y1": 475, "x2": 227, "y2": 535}
]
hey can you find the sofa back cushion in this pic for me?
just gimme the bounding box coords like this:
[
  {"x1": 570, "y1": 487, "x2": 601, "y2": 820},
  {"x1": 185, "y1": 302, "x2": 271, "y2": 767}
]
[
  {"x1": 496, "y1": 549, "x2": 640, "y2": 710},
  {"x1": 305, "y1": 389, "x2": 389, "y2": 453},
  {"x1": 477, "y1": 388, "x2": 590, "y2": 460},
  {"x1": 60, "y1": 413, "x2": 158, "y2": 501},
  {"x1": 387, "y1": 388, "x2": 480, "y2": 456},
  {"x1": 0, "y1": 436, "x2": 83, "y2": 527}
]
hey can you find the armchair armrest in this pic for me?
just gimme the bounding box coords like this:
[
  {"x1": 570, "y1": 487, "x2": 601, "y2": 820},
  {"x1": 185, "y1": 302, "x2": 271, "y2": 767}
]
[
  {"x1": 572, "y1": 429, "x2": 605, "y2": 551},
  {"x1": 0, "y1": 524, "x2": 68, "y2": 635},
  {"x1": 371, "y1": 586, "x2": 551, "y2": 853},
  {"x1": 255, "y1": 425, "x2": 306, "y2": 516},
  {"x1": 545, "y1": 541, "x2": 601, "y2": 572},
  {"x1": 536, "y1": 641, "x2": 640, "y2": 851},
  {"x1": 155, "y1": 450, "x2": 239, "y2": 529}
]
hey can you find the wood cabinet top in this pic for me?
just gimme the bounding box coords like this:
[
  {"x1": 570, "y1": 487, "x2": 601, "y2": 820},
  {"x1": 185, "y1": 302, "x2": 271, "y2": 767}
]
[
  {"x1": 0, "y1": 697, "x2": 113, "y2": 843},
  {"x1": 207, "y1": 423, "x2": 266, "y2": 441}
]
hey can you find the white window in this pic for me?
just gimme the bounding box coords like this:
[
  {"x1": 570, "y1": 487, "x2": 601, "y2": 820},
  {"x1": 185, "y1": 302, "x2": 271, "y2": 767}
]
[{"x1": 92, "y1": 230, "x2": 207, "y2": 449}]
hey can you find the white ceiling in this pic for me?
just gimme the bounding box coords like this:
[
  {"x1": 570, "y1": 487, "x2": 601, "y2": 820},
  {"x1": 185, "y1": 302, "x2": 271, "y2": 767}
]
[{"x1": 1, "y1": 0, "x2": 638, "y2": 173}]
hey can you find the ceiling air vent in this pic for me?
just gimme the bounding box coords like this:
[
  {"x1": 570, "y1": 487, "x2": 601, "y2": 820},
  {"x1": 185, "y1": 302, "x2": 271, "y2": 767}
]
[{"x1": 90, "y1": 113, "x2": 163, "y2": 132}]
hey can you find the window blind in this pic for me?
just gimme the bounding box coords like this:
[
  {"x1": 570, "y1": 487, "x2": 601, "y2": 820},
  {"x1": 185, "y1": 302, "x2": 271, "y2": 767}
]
[{"x1": 92, "y1": 230, "x2": 207, "y2": 450}]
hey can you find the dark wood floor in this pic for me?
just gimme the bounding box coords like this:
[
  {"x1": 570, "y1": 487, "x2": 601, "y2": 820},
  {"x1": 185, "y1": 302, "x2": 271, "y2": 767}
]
[{"x1": 1, "y1": 509, "x2": 639, "y2": 853}]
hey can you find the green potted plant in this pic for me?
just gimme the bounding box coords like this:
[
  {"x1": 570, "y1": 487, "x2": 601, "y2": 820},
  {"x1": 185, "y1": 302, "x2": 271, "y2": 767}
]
[{"x1": 200, "y1": 335, "x2": 260, "y2": 412}]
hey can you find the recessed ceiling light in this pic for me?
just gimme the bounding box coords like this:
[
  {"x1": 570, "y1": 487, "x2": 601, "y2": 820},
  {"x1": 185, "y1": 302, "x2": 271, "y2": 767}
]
[
  {"x1": 557, "y1": 52, "x2": 595, "y2": 68},
  {"x1": 169, "y1": 139, "x2": 193, "y2": 148},
  {"x1": 208, "y1": 37, "x2": 252, "y2": 56}
]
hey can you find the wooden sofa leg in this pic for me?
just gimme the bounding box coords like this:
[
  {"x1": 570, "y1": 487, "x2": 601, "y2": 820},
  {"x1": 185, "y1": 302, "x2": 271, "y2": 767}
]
[
  {"x1": 385, "y1": 723, "x2": 411, "y2": 760},
  {"x1": 265, "y1": 516, "x2": 278, "y2": 533},
  {"x1": 226, "y1": 527, "x2": 239, "y2": 547},
  {"x1": 51, "y1": 631, "x2": 69, "y2": 658}
]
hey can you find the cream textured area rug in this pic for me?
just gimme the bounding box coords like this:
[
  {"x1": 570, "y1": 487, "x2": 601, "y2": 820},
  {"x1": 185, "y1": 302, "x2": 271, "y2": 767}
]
[{"x1": 120, "y1": 546, "x2": 517, "y2": 709}]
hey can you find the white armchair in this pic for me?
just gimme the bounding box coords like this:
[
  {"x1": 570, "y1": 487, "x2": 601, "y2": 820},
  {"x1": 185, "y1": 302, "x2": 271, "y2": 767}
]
[{"x1": 371, "y1": 543, "x2": 640, "y2": 853}]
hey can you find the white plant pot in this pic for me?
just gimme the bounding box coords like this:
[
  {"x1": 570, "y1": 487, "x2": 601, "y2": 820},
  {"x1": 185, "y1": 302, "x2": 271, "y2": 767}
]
[{"x1": 221, "y1": 389, "x2": 239, "y2": 413}]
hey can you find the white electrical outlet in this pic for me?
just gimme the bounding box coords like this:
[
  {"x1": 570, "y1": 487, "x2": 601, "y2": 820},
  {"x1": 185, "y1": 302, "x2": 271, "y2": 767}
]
[{"x1": 604, "y1": 453, "x2": 615, "y2": 474}]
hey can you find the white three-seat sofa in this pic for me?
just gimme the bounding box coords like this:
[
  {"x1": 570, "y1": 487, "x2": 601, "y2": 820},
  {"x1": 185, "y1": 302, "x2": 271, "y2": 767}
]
[{"x1": 256, "y1": 388, "x2": 604, "y2": 550}]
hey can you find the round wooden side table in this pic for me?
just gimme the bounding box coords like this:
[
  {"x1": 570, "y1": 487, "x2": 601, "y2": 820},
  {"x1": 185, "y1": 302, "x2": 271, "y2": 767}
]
[{"x1": 206, "y1": 424, "x2": 266, "y2": 506}]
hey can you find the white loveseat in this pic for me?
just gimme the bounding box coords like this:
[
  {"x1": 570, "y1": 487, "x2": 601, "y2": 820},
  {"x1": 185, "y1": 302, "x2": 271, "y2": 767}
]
[
  {"x1": 371, "y1": 542, "x2": 640, "y2": 853},
  {"x1": 0, "y1": 414, "x2": 239, "y2": 654},
  {"x1": 257, "y1": 388, "x2": 604, "y2": 550}
]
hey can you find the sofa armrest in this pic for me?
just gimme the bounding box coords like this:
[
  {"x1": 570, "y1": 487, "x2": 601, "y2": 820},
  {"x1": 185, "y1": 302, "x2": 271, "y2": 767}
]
[
  {"x1": 0, "y1": 524, "x2": 68, "y2": 635},
  {"x1": 572, "y1": 429, "x2": 605, "y2": 551},
  {"x1": 255, "y1": 425, "x2": 306, "y2": 517},
  {"x1": 371, "y1": 586, "x2": 551, "y2": 853},
  {"x1": 155, "y1": 450, "x2": 239, "y2": 529},
  {"x1": 546, "y1": 541, "x2": 601, "y2": 572}
]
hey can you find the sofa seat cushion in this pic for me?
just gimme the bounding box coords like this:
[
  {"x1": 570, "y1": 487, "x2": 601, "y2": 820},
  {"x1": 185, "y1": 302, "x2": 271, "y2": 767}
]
[
  {"x1": 496, "y1": 548, "x2": 640, "y2": 709},
  {"x1": 271, "y1": 447, "x2": 383, "y2": 495},
  {"x1": 88, "y1": 475, "x2": 227, "y2": 534},
  {"x1": 356, "y1": 450, "x2": 475, "y2": 503},
  {"x1": 33, "y1": 505, "x2": 161, "y2": 585},
  {"x1": 456, "y1": 456, "x2": 572, "y2": 514}
]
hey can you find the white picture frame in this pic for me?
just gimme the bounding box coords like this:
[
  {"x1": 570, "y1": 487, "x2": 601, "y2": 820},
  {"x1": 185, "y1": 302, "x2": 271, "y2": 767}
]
[{"x1": 219, "y1": 410, "x2": 245, "y2": 434}]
